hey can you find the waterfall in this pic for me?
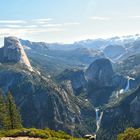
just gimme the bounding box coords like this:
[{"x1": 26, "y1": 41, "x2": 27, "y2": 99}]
[
  {"x1": 125, "y1": 76, "x2": 135, "y2": 91},
  {"x1": 115, "y1": 76, "x2": 135, "y2": 99},
  {"x1": 116, "y1": 91, "x2": 119, "y2": 98},
  {"x1": 125, "y1": 77, "x2": 130, "y2": 91},
  {"x1": 95, "y1": 108, "x2": 99, "y2": 122},
  {"x1": 95, "y1": 108, "x2": 103, "y2": 133}
]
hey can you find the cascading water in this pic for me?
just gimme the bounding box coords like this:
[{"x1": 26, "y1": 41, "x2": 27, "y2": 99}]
[
  {"x1": 95, "y1": 108, "x2": 103, "y2": 133},
  {"x1": 116, "y1": 76, "x2": 135, "y2": 97},
  {"x1": 124, "y1": 76, "x2": 135, "y2": 91}
]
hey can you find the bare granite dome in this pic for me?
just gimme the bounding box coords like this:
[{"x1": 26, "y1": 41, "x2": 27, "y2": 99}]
[
  {"x1": 85, "y1": 58, "x2": 114, "y2": 86},
  {"x1": 0, "y1": 36, "x2": 33, "y2": 71}
]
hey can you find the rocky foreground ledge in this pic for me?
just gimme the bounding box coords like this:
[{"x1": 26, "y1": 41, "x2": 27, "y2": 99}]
[
  {"x1": 0, "y1": 137, "x2": 41, "y2": 140},
  {"x1": 0, "y1": 137, "x2": 84, "y2": 140},
  {"x1": 0, "y1": 128, "x2": 85, "y2": 140}
]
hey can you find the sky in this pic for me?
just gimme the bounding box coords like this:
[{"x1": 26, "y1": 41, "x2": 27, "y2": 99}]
[{"x1": 0, "y1": 0, "x2": 140, "y2": 44}]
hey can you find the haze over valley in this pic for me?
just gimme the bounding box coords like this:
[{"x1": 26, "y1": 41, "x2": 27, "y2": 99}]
[{"x1": 0, "y1": 0, "x2": 140, "y2": 140}]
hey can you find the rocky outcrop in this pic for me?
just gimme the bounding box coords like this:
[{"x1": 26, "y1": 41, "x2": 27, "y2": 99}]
[
  {"x1": 85, "y1": 58, "x2": 114, "y2": 87},
  {"x1": 0, "y1": 37, "x2": 33, "y2": 71},
  {"x1": 97, "y1": 86, "x2": 140, "y2": 140},
  {"x1": 0, "y1": 37, "x2": 97, "y2": 136},
  {"x1": 0, "y1": 63, "x2": 95, "y2": 136},
  {"x1": 130, "y1": 90, "x2": 140, "y2": 125},
  {"x1": 56, "y1": 58, "x2": 129, "y2": 106},
  {"x1": 20, "y1": 39, "x2": 48, "y2": 51},
  {"x1": 56, "y1": 69, "x2": 87, "y2": 95},
  {"x1": 103, "y1": 45, "x2": 126, "y2": 60},
  {"x1": 83, "y1": 58, "x2": 130, "y2": 106}
]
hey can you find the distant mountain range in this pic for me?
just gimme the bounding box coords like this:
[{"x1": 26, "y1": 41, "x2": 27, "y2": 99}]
[
  {"x1": 19, "y1": 34, "x2": 140, "y2": 76},
  {"x1": 0, "y1": 34, "x2": 140, "y2": 139}
]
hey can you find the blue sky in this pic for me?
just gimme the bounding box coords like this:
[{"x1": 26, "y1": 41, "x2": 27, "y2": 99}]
[{"x1": 0, "y1": 0, "x2": 140, "y2": 44}]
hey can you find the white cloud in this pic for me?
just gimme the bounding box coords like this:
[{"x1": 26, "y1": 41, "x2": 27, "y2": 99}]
[
  {"x1": 0, "y1": 20, "x2": 26, "y2": 24},
  {"x1": 32, "y1": 18, "x2": 52, "y2": 24},
  {"x1": 0, "y1": 19, "x2": 80, "y2": 29},
  {"x1": 33, "y1": 18, "x2": 52, "y2": 21},
  {"x1": 0, "y1": 18, "x2": 52, "y2": 25},
  {"x1": 90, "y1": 16, "x2": 110, "y2": 21},
  {"x1": 129, "y1": 16, "x2": 140, "y2": 19},
  {"x1": 41, "y1": 22, "x2": 80, "y2": 27},
  {"x1": 27, "y1": 28, "x2": 65, "y2": 33},
  {"x1": 41, "y1": 24, "x2": 62, "y2": 27},
  {"x1": 24, "y1": 25, "x2": 38, "y2": 28},
  {"x1": 0, "y1": 28, "x2": 22, "y2": 38},
  {"x1": 0, "y1": 18, "x2": 79, "y2": 42},
  {"x1": 63, "y1": 22, "x2": 80, "y2": 25},
  {"x1": 0, "y1": 26, "x2": 65, "y2": 39},
  {"x1": 4, "y1": 25, "x2": 22, "y2": 28}
]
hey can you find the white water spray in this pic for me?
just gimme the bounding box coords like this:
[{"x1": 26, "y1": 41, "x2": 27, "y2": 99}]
[
  {"x1": 125, "y1": 76, "x2": 135, "y2": 91},
  {"x1": 115, "y1": 76, "x2": 135, "y2": 99},
  {"x1": 95, "y1": 108, "x2": 103, "y2": 133}
]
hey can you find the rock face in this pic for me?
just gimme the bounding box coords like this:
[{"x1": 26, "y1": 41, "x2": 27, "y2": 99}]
[
  {"x1": 0, "y1": 63, "x2": 96, "y2": 136},
  {"x1": 20, "y1": 39, "x2": 48, "y2": 51},
  {"x1": 83, "y1": 58, "x2": 128, "y2": 106},
  {"x1": 0, "y1": 37, "x2": 96, "y2": 136},
  {"x1": 103, "y1": 45, "x2": 126, "y2": 60},
  {"x1": 85, "y1": 58, "x2": 114, "y2": 87},
  {"x1": 56, "y1": 69, "x2": 87, "y2": 95},
  {"x1": 0, "y1": 37, "x2": 33, "y2": 71},
  {"x1": 56, "y1": 58, "x2": 128, "y2": 106},
  {"x1": 98, "y1": 86, "x2": 140, "y2": 140},
  {"x1": 130, "y1": 91, "x2": 140, "y2": 125}
]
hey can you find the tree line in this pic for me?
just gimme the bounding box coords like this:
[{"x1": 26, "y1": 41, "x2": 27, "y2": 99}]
[{"x1": 0, "y1": 92, "x2": 22, "y2": 130}]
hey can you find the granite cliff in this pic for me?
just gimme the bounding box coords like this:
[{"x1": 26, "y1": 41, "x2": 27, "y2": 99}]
[
  {"x1": 0, "y1": 37, "x2": 96, "y2": 136},
  {"x1": 85, "y1": 58, "x2": 114, "y2": 87},
  {"x1": 0, "y1": 37, "x2": 33, "y2": 71}
]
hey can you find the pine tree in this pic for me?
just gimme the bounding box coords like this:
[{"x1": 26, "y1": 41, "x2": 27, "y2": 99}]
[
  {"x1": 0, "y1": 92, "x2": 9, "y2": 129},
  {"x1": 6, "y1": 92, "x2": 22, "y2": 129}
]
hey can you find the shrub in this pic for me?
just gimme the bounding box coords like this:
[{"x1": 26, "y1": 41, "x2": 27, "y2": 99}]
[
  {"x1": 117, "y1": 128, "x2": 140, "y2": 140},
  {"x1": 0, "y1": 128, "x2": 77, "y2": 139}
]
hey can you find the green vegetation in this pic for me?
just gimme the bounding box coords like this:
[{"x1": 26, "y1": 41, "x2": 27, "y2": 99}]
[
  {"x1": 0, "y1": 92, "x2": 22, "y2": 130},
  {"x1": 0, "y1": 92, "x2": 9, "y2": 129},
  {"x1": 0, "y1": 91, "x2": 84, "y2": 140},
  {"x1": 97, "y1": 115, "x2": 133, "y2": 140},
  {"x1": 0, "y1": 128, "x2": 84, "y2": 140},
  {"x1": 117, "y1": 128, "x2": 140, "y2": 140},
  {"x1": 6, "y1": 92, "x2": 22, "y2": 129}
]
